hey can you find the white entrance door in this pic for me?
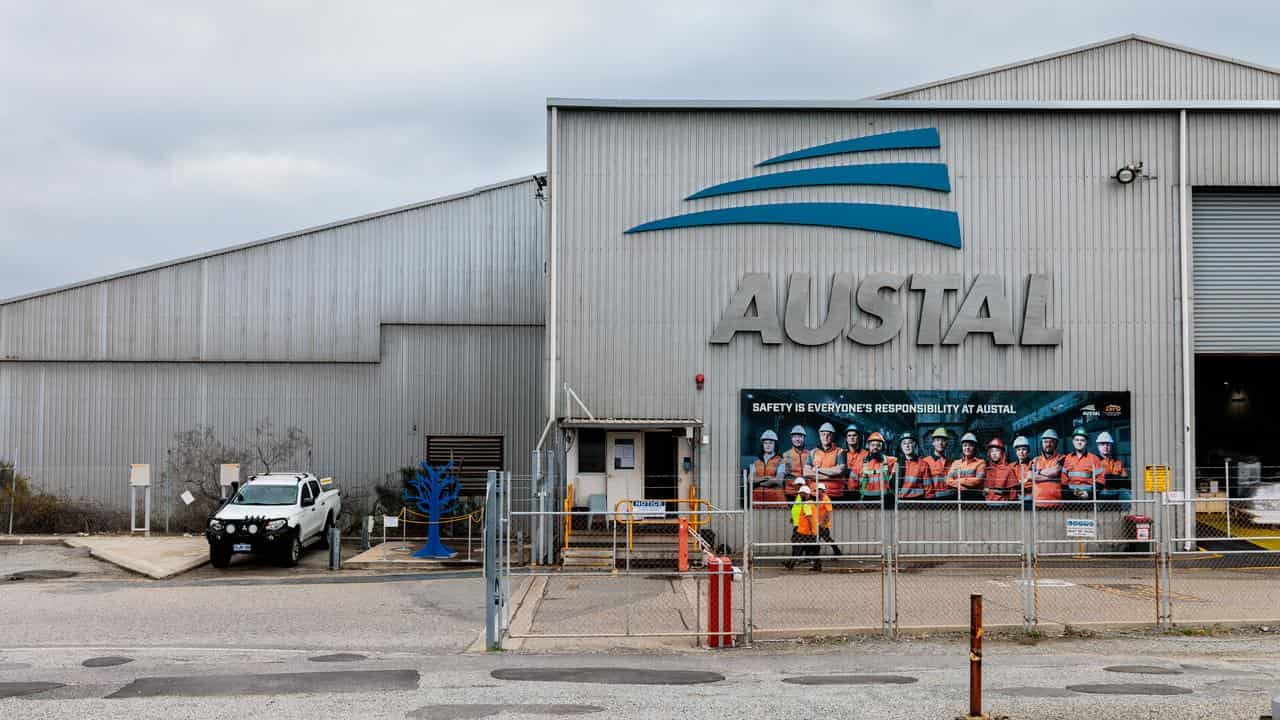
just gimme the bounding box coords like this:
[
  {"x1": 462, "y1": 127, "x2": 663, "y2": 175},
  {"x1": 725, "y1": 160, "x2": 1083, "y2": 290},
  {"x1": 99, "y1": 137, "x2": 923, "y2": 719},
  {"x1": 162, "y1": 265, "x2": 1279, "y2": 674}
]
[{"x1": 606, "y1": 432, "x2": 644, "y2": 515}]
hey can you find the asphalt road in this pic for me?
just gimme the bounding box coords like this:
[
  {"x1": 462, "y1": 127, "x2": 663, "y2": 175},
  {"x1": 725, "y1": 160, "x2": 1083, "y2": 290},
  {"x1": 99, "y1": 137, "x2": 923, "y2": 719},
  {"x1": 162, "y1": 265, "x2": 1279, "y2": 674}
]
[{"x1": 3, "y1": 545, "x2": 1280, "y2": 719}]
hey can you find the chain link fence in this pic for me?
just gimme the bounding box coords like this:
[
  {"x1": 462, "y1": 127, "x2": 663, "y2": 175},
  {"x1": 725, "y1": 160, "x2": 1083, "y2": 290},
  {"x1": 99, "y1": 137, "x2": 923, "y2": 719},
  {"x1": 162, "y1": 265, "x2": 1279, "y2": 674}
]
[{"x1": 484, "y1": 467, "x2": 1280, "y2": 648}]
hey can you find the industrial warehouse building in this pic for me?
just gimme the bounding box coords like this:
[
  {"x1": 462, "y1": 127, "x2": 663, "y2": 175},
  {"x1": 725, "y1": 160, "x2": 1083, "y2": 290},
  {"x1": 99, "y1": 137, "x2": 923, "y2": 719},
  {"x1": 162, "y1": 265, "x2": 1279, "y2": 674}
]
[{"x1": 4, "y1": 34, "x2": 1280, "y2": 520}]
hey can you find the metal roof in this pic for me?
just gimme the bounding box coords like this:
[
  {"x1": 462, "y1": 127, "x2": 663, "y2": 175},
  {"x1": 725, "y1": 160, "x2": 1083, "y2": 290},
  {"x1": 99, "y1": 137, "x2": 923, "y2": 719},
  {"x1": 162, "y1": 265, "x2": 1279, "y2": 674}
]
[
  {"x1": 547, "y1": 98, "x2": 1280, "y2": 111},
  {"x1": 1, "y1": 173, "x2": 545, "y2": 306},
  {"x1": 869, "y1": 34, "x2": 1280, "y2": 100}
]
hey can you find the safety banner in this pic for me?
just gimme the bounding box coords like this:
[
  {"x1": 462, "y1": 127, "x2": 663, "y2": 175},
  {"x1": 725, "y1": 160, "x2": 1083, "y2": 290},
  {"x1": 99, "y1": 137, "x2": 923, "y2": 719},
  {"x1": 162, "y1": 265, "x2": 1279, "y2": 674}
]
[{"x1": 740, "y1": 389, "x2": 1132, "y2": 503}]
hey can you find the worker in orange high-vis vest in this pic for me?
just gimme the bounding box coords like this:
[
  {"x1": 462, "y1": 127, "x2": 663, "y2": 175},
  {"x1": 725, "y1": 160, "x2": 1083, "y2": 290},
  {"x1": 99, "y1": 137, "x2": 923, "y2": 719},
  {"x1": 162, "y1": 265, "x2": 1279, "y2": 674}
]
[
  {"x1": 1063, "y1": 427, "x2": 1105, "y2": 500},
  {"x1": 814, "y1": 482, "x2": 841, "y2": 565},
  {"x1": 843, "y1": 424, "x2": 868, "y2": 499},
  {"x1": 923, "y1": 427, "x2": 952, "y2": 501},
  {"x1": 1011, "y1": 436, "x2": 1035, "y2": 507},
  {"x1": 806, "y1": 422, "x2": 846, "y2": 497},
  {"x1": 749, "y1": 429, "x2": 787, "y2": 505},
  {"x1": 1095, "y1": 432, "x2": 1131, "y2": 502},
  {"x1": 897, "y1": 434, "x2": 934, "y2": 501},
  {"x1": 1026, "y1": 429, "x2": 1065, "y2": 509},
  {"x1": 946, "y1": 433, "x2": 987, "y2": 502},
  {"x1": 785, "y1": 485, "x2": 819, "y2": 570},
  {"x1": 781, "y1": 425, "x2": 809, "y2": 498},
  {"x1": 858, "y1": 432, "x2": 898, "y2": 504},
  {"x1": 983, "y1": 438, "x2": 1020, "y2": 502}
]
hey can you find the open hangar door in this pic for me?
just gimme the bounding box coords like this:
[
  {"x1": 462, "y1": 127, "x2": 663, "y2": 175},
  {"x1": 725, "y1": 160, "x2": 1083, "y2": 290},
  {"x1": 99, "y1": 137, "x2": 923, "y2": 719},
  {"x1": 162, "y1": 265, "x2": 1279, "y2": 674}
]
[{"x1": 1192, "y1": 191, "x2": 1280, "y2": 502}]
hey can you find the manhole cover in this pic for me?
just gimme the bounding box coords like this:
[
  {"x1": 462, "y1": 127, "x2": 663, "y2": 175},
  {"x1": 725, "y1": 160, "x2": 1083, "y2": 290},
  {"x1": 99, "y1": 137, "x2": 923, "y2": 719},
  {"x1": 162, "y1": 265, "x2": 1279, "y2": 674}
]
[
  {"x1": 993, "y1": 687, "x2": 1077, "y2": 698},
  {"x1": 408, "y1": 704, "x2": 603, "y2": 719},
  {"x1": 4, "y1": 570, "x2": 78, "y2": 581},
  {"x1": 308, "y1": 653, "x2": 367, "y2": 663},
  {"x1": 1067, "y1": 683, "x2": 1192, "y2": 695},
  {"x1": 1104, "y1": 665, "x2": 1182, "y2": 675},
  {"x1": 0, "y1": 682, "x2": 65, "y2": 698},
  {"x1": 782, "y1": 675, "x2": 917, "y2": 685},
  {"x1": 82, "y1": 656, "x2": 134, "y2": 668},
  {"x1": 491, "y1": 668, "x2": 723, "y2": 685}
]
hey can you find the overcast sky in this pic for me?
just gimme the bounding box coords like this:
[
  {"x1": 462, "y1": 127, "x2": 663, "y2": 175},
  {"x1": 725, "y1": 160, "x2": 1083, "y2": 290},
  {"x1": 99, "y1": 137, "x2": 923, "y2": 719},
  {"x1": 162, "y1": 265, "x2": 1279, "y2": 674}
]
[{"x1": 3, "y1": 1, "x2": 1278, "y2": 298}]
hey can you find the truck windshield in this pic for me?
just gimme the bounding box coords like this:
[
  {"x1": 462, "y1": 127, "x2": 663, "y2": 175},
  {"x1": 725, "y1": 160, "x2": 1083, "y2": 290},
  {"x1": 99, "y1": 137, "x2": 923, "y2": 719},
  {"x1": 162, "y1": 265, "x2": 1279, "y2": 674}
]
[{"x1": 231, "y1": 485, "x2": 297, "y2": 506}]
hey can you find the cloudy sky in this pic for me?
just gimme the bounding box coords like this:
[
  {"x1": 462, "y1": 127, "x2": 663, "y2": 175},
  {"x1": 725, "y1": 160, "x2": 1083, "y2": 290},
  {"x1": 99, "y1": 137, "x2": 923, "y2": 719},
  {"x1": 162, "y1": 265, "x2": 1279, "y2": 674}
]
[{"x1": 3, "y1": 1, "x2": 1277, "y2": 298}]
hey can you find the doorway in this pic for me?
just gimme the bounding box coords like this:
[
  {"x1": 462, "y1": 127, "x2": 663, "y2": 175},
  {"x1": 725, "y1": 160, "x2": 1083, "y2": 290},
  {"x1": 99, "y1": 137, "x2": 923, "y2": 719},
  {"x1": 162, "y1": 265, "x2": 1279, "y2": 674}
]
[{"x1": 644, "y1": 431, "x2": 677, "y2": 503}]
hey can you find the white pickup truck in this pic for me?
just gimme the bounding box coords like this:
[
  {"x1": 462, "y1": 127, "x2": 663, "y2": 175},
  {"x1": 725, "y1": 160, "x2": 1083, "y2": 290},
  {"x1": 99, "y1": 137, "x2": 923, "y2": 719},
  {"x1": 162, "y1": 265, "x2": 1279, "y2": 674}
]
[{"x1": 205, "y1": 473, "x2": 341, "y2": 567}]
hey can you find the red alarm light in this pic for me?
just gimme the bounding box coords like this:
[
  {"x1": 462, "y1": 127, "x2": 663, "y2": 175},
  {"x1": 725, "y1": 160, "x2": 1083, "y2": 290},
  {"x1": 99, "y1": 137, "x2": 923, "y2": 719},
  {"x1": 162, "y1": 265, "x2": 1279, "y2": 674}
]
[{"x1": 695, "y1": 373, "x2": 705, "y2": 390}]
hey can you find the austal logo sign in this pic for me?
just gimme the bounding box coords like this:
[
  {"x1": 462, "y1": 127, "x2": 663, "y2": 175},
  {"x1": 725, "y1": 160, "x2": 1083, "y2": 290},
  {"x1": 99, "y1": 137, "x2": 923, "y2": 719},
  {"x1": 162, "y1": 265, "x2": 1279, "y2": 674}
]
[{"x1": 625, "y1": 128, "x2": 1061, "y2": 348}]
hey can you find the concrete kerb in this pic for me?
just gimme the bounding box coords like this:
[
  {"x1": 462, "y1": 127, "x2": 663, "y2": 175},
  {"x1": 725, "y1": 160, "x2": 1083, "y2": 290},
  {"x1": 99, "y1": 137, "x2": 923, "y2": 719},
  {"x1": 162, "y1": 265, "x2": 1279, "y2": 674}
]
[{"x1": 0, "y1": 535, "x2": 74, "y2": 546}]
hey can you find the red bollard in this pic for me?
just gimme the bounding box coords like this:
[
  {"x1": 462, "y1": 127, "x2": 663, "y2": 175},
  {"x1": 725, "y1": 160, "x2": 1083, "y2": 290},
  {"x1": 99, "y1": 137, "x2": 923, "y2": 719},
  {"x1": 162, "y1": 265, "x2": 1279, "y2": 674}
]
[
  {"x1": 706, "y1": 556, "x2": 734, "y2": 647},
  {"x1": 678, "y1": 518, "x2": 689, "y2": 572}
]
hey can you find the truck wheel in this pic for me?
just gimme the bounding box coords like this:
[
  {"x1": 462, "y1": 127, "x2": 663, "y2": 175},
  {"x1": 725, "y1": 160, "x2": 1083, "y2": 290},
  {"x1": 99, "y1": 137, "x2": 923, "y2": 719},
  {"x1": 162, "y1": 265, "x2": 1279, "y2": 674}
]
[
  {"x1": 210, "y1": 544, "x2": 232, "y2": 568},
  {"x1": 317, "y1": 514, "x2": 333, "y2": 549},
  {"x1": 279, "y1": 531, "x2": 302, "y2": 568}
]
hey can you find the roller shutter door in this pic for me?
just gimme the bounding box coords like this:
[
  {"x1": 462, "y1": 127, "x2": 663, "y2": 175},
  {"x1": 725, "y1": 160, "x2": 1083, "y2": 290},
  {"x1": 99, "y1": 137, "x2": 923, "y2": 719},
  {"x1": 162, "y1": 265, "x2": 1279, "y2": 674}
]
[{"x1": 1192, "y1": 191, "x2": 1280, "y2": 353}]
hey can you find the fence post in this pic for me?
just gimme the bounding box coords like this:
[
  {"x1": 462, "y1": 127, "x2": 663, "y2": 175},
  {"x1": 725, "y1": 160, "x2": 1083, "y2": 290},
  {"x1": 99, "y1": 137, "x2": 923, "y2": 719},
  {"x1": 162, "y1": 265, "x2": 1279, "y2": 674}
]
[
  {"x1": 883, "y1": 491, "x2": 896, "y2": 640},
  {"x1": 1022, "y1": 498, "x2": 1035, "y2": 631},
  {"x1": 1156, "y1": 492, "x2": 1173, "y2": 629},
  {"x1": 530, "y1": 450, "x2": 540, "y2": 566},
  {"x1": 484, "y1": 469, "x2": 500, "y2": 650},
  {"x1": 742, "y1": 468, "x2": 753, "y2": 645}
]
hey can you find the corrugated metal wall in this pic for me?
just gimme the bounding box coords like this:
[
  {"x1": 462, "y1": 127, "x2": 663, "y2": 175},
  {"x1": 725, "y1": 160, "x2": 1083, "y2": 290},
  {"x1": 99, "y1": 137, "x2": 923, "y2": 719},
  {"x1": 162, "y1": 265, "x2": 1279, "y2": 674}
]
[
  {"x1": 0, "y1": 177, "x2": 544, "y2": 362},
  {"x1": 552, "y1": 109, "x2": 1187, "y2": 508},
  {"x1": 0, "y1": 178, "x2": 546, "y2": 509},
  {"x1": 880, "y1": 38, "x2": 1280, "y2": 101},
  {"x1": 0, "y1": 325, "x2": 542, "y2": 510},
  {"x1": 1192, "y1": 191, "x2": 1280, "y2": 353}
]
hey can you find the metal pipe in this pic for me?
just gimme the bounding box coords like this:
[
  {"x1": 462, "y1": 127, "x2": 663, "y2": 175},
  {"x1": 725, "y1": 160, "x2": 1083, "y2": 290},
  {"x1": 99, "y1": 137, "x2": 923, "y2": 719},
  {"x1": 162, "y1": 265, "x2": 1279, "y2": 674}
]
[
  {"x1": 1224, "y1": 459, "x2": 1231, "y2": 539},
  {"x1": 1179, "y1": 107, "x2": 1196, "y2": 551},
  {"x1": 545, "y1": 108, "x2": 559, "y2": 427}
]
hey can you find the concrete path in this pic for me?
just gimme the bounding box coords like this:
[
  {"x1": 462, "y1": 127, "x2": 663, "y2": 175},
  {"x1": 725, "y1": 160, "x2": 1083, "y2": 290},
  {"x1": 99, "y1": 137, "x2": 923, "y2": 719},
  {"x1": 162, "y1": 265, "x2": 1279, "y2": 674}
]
[{"x1": 63, "y1": 536, "x2": 208, "y2": 580}]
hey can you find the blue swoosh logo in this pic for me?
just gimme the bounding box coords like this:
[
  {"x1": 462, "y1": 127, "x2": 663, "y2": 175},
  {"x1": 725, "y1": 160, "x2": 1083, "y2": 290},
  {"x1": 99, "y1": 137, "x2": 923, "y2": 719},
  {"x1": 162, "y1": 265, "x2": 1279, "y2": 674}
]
[
  {"x1": 757, "y1": 128, "x2": 940, "y2": 166},
  {"x1": 624, "y1": 203, "x2": 961, "y2": 248},
  {"x1": 686, "y1": 163, "x2": 951, "y2": 200}
]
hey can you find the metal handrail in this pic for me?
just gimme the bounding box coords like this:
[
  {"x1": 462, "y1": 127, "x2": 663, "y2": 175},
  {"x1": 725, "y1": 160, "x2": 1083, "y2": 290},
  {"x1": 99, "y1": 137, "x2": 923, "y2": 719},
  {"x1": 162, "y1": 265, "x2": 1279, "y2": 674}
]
[{"x1": 613, "y1": 497, "x2": 715, "y2": 552}]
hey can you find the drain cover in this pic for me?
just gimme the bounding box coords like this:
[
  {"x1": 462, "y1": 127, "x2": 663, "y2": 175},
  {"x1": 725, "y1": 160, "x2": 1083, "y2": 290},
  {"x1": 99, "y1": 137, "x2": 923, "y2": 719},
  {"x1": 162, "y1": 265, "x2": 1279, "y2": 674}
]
[
  {"x1": 1067, "y1": 683, "x2": 1192, "y2": 696},
  {"x1": 308, "y1": 653, "x2": 367, "y2": 663},
  {"x1": 491, "y1": 668, "x2": 723, "y2": 685},
  {"x1": 4, "y1": 570, "x2": 78, "y2": 581},
  {"x1": 782, "y1": 675, "x2": 917, "y2": 685},
  {"x1": 1104, "y1": 665, "x2": 1183, "y2": 675},
  {"x1": 82, "y1": 656, "x2": 134, "y2": 668}
]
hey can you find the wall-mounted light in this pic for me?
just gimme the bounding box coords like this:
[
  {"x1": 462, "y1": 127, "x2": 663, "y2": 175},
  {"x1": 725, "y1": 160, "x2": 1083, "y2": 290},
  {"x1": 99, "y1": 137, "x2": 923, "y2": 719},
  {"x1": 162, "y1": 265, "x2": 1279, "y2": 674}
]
[{"x1": 1113, "y1": 162, "x2": 1144, "y2": 185}]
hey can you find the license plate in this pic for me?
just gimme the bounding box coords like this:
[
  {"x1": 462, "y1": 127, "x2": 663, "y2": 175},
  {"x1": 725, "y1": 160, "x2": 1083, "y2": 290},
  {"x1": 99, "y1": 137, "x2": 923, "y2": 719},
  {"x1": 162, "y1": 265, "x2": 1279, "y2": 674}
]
[{"x1": 232, "y1": 543, "x2": 252, "y2": 552}]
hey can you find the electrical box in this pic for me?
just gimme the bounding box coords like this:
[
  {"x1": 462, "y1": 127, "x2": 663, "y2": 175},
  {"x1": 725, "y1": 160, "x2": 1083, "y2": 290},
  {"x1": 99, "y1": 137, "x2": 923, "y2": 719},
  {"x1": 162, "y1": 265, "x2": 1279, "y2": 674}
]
[{"x1": 128, "y1": 464, "x2": 151, "y2": 487}]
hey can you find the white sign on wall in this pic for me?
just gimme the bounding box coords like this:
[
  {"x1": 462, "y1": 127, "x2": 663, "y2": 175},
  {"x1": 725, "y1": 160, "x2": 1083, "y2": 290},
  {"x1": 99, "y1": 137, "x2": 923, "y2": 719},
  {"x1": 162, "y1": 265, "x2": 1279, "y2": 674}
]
[
  {"x1": 128, "y1": 464, "x2": 151, "y2": 487},
  {"x1": 219, "y1": 464, "x2": 240, "y2": 487},
  {"x1": 1065, "y1": 518, "x2": 1097, "y2": 539}
]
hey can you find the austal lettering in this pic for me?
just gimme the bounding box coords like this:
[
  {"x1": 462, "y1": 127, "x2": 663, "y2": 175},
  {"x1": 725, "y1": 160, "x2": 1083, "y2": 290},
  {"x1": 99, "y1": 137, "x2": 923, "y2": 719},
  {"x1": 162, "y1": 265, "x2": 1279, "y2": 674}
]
[{"x1": 711, "y1": 273, "x2": 1062, "y2": 347}]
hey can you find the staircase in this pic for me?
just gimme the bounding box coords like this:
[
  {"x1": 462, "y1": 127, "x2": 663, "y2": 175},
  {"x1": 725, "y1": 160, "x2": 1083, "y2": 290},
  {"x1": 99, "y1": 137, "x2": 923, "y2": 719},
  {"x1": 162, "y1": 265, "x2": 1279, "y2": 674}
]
[
  {"x1": 561, "y1": 527, "x2": 691, "y2": 569},
  {"x1": 560, "y1": 547, "x2": 614, "y2": 569}
]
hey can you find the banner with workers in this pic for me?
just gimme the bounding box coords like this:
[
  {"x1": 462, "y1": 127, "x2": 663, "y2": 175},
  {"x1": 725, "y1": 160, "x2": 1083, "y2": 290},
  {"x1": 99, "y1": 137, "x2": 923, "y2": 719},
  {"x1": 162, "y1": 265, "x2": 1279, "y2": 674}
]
[{"x1": 741, "y1": 388, "x2": 1132, "y2": 507}]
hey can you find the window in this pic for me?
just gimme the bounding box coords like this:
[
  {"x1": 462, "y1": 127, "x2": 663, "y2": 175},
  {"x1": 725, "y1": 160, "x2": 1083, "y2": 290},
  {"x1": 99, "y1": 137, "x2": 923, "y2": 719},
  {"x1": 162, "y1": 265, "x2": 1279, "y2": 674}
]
[
  {"x1": 578, "y1": 429, "x2": 606, "y2": 473},
  {"x1": 231, "y1": 485, "x2": 297, "y2": 506},
  {"x1": 307, "y1": 479, "x2": 321, "y2": 499},
  {"x1": 300, "y1": 483, "x2": 314, "y2": 505}
]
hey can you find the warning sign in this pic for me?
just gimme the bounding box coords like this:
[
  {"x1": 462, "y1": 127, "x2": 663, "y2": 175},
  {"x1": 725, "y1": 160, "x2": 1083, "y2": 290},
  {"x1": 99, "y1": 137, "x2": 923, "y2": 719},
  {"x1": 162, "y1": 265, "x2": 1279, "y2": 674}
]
[
  {"x1": 1144, "y1": 465, "x2": 1170, "y2": 493},
  {"x1": 1065, "y1": 518, "x2": 1097, "y2": 538}
]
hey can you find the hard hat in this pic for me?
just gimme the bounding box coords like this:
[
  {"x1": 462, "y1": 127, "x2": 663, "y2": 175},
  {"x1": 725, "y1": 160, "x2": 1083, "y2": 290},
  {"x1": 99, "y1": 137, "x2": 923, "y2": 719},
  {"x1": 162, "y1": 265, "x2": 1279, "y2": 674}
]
[
  {"x1": 844, "y1": 424, "x2": 860, "y2": 434},
  {"x1": 1041, "y1": 429, "x2": 1060, "y2": 441},
  {"x1": 900, "y1": 434, "x2": 916, "y2": 445},
  {"x1": 798, "y1": 485, "x2": 813, "y2": 495},
  {"x1": 760, "y1": 430, "x2": 778, "y2": 442},
  {"x1": 1012, "y1": 436, "x2": 1031, "y2": 449},
  {"x1": 987, "y1": 438, "x2": 1005, "y2": 450},
  {"x1": 960, "y1": 432, "x2": 978, "y2": 444},
  {"x1": 794, "y1": 477, "x2": 807, "y2": 486},
  {"x1": 931, "y1": 427, "x2": 949, "y2": 440},
  {"x1": 1096, "y1": 431, "x2": 1114, "y2": 444},
  {"x1": 815, "y1": 482, "x2": 827, "y2": 490},
  {"x1": 867, "y1": 431, "x2": 885, "y2": 443},
  {"x1": 790, "y1": 425, "x2": 807, "y2": 436},
  {"x1": 818, "y1": 422, "x2": 836, "y2": 434},
  {"x1": 1072, "y1": 427, "x2": 1088, "y2": 439}
]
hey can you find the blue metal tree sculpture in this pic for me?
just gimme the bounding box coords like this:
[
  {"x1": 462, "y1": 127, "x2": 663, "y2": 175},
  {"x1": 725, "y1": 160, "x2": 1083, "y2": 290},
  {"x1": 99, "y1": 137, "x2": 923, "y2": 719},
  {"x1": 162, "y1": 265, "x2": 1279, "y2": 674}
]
[{"x1": 404, "y1": 460, "x2": 460, "y2": 559}]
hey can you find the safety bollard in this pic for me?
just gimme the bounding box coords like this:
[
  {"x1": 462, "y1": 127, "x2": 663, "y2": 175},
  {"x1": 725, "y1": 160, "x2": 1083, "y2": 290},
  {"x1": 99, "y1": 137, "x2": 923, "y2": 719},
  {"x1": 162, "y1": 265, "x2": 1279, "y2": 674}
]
[
  {"x1": 677, "y1": 518, "x2": 689, "y2": 572},
  {"x1": 706, "y1": 556, "x2": 734, "y2": 648},
  {"x1": 328, "y1": 526, "x2": 342, "y2": 570},
  {"x1": 965, "y1": 593, "x2": 987, "y2": 720}
]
